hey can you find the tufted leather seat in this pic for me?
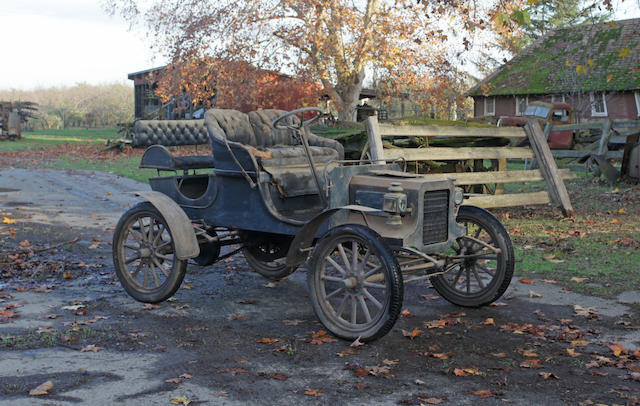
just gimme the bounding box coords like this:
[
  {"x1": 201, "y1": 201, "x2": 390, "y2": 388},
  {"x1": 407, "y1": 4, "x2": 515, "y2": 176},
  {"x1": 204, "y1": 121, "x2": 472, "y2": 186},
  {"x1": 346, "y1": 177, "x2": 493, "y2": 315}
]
[
  {"x1": 134, "y1": 120, "x2": 209, "y2": 147},
  {"x1": 205, "y1": 109, "x2": 344, "y2": 197}
]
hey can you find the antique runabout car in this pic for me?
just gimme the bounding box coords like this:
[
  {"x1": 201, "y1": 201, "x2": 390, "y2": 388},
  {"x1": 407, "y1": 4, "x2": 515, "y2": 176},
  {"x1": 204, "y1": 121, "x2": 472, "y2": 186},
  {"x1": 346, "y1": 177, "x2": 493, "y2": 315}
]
[{"x1": 113, "y1": 107, "x2": 514, "y2": 341}]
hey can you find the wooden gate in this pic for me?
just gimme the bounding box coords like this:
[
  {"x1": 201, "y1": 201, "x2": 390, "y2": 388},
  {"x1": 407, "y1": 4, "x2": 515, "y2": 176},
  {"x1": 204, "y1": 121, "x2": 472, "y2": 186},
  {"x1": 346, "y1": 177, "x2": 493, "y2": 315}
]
[{"x1": 366, "y1": 117, "x2": 575, "y2": 216}]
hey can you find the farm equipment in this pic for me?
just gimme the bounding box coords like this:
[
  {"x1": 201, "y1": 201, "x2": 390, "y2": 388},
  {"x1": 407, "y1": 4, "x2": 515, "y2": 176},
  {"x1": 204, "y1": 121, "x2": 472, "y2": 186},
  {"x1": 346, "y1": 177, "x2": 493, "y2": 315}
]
[{"x1": 112, "y1": 107, "x2": 514, "y2": 342}]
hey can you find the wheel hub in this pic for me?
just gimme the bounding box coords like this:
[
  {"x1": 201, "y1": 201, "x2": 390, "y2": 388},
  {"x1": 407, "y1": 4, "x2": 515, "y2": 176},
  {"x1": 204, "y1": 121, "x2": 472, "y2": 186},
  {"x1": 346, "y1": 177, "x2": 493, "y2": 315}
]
[
  {"x1": 343, "y1": 276, "x2": 358, "y2": 289},
  {"x1": 139, "y1": 247, "x2": 152, "y2": 258}
]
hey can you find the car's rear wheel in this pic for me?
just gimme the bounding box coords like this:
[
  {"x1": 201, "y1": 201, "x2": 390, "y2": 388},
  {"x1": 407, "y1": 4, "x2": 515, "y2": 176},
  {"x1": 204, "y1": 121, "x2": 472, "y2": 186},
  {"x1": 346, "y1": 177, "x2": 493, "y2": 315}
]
[{"x1": 113, "y1": 202, "x2": 187, "y2": 303}]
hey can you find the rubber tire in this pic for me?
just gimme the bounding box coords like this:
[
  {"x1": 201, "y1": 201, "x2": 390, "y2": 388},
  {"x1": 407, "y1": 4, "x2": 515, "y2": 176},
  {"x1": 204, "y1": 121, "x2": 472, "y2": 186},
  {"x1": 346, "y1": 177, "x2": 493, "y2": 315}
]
[
  {"x1": 113, "y1": 202, "x2": 187, "y2": 303},
  {"x1": 307, "y1": 224, "x2": 403, "y2": 342},
  {"x1": 430, "y1": 205, "x2": 514, "y2": 307},
  {"x1": 243, "y1": 246, "x2": 297, "y2": 280}
]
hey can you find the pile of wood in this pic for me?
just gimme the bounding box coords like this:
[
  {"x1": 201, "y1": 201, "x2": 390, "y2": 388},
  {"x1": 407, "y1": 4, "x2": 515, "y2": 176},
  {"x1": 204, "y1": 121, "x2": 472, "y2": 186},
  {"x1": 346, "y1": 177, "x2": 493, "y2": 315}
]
[{"x1": 0, "y1": 101, "x2": 38, "y2": 140}]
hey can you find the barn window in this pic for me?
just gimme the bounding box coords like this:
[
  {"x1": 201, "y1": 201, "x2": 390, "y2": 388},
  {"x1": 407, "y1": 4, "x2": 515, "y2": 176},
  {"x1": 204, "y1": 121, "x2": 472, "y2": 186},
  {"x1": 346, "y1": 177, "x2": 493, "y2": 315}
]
[
  {"x1": 635, "y1": 91, "x2": 640, "y2": 117},
  {"x1": 484, "y1": 97, "x2": 495, "y2": 116},
  {"x1": 590, "y1": 92, "x2": 607, "y2": 117}
]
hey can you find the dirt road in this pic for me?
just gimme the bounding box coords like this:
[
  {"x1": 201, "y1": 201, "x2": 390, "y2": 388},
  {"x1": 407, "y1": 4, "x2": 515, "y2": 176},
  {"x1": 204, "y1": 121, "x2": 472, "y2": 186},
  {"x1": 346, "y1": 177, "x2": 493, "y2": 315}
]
[{"x1": 1, "y1": 168, "x2": 638, "y2": 405}]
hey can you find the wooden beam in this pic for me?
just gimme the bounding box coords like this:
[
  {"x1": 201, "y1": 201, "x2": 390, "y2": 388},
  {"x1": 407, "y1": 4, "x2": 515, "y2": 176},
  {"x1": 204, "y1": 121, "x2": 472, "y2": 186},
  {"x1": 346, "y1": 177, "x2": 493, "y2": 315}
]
[
  {"x1": 463, "y1": 191, "x2": 550, "y2": 208},
  {"x1": 383, "y1": 146, "x2": 533, "y2": 161},
  {"x1": 378, "y1": 124, "x2": 526, "y2": 138},
  {"x1": 366, "y1": 116, "x2": 386, "y2": 164},
  {"x1": 598, "y1": 119, "x2": 613, "y2": 156},
  {"x1": 421, "y1": 169, "x2": 576, "y2": 185},
  {"x1": 551, "y1": 150, "x2": 623, "y2": 159},
  {"x1": 525, "y1": 119, "x2": 574, "y2": 217}
]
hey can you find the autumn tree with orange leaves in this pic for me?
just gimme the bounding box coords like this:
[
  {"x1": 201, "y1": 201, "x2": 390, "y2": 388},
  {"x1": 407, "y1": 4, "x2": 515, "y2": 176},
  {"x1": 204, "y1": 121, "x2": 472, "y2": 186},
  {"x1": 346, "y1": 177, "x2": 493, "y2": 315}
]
[{"x1": 106, "y1": 0, "x2": 590, "y2": 120}]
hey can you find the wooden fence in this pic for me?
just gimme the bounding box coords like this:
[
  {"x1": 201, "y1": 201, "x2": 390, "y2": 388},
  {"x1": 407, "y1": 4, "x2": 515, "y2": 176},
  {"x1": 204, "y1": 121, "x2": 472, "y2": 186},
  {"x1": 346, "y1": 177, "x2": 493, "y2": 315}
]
[{"x1": 366, "y1": 116, "x2": 575, "y2": 216}]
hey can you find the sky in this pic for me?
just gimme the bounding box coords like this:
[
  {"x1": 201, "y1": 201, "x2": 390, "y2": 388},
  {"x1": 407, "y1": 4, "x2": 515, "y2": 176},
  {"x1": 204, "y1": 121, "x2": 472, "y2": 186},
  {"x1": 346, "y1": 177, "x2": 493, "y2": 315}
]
[
  {"x1": 0, "y1": 0, "x2": 159, "y2": 90},
  {"x1": 0, "y1": 0, "x2": 639, "y2": 91}
]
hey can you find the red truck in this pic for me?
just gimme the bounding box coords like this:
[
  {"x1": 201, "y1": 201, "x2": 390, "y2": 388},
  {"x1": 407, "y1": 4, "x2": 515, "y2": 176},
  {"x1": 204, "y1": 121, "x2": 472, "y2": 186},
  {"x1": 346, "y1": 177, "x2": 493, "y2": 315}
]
[{"x1": 498, "y1": 101, "x2": 574, "y2": 149}]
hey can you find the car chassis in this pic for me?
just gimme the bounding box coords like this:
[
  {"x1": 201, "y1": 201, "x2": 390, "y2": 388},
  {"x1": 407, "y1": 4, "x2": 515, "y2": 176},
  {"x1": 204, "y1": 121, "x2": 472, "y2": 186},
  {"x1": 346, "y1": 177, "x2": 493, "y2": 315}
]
[{"x1": 113, "y1": 107, "x2": 514, "y2": 341}]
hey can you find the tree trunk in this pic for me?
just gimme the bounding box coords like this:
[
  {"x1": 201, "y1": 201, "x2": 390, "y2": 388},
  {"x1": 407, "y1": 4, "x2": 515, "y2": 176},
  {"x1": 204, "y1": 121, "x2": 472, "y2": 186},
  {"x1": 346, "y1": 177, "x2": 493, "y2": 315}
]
[{"x1": 335, "y1": 77, "x2": 363, "y2": 122}]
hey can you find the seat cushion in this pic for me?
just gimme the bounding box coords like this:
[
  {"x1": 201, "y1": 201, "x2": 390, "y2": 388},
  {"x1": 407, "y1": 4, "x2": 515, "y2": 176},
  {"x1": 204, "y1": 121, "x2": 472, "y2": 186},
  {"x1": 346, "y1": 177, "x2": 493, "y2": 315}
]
[
  {"x1": 260, "y1": 145, "x2": 339, "y2": 167},
  {"x1": 248, "y1": 110, "x2": 299, "y2": 148},
  {"x1": 205, "y1": 109, "x2": 257, "y2": 146}
]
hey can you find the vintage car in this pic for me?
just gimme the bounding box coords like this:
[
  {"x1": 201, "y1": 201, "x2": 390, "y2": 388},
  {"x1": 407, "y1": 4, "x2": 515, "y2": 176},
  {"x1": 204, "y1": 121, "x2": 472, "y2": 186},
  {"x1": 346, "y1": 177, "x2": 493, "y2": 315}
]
[
  {"x1": 499, "y1": 101, "x2": 574, "y2": 149},
  {"x1": 112, "y1": 107, "x2": 514, "y2": 342}
]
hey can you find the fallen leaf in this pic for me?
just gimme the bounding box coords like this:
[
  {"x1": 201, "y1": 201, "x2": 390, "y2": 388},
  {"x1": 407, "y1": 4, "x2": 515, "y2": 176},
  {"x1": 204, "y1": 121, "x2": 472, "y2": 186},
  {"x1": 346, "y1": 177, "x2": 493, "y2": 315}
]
[
  {"x1": 453, "y1": 368, "x2": 483, "y2": 376},
  {"x1": 350, "y1": 336, "x2": 365, "y2": 347},
  {"x1": 180, "y1": 373, "x2": 192, "y2": 379},
  {"x1": 258, "y1": 372, "x2": 289, "y2": 380},
  {"x1": 263, "y1": 282, "x2": 277, "y2": 288},
  {"x1": 425, "y1": 397, "x2": 444, "y2": 404},
  {"x1": 307, "y1": 330, "x2": 337, "y2": 345},
  {"x1": 401, "y1": 328, "x2": 423, "y2": 339},
  {"x1": 304, "y1": 389, "x2": 323, "y2": 397},
  {"x1": 382, "y1": 359, "x2": 399, "y2": 366},
  {"x1": 221, "y1": 368, "x2": 247, "y2": 376},
  {"x1": 229, "y1": 314, "x2": 249, "y2": 320},
  {"x1": 470, "y1": 389, "x2": 495, "y2": 398},
  {"x1": 170, "y1": 396, "x2": 192, "y2": 405},
  {"x1": 570, "y1": 277, "x2": 587, "y2": 283},
  {"x1": 400, "y1": 309, "x2": 413, "y2": 317},
  {"x1": 566, "y1": 348, "x2": 581, "y2": 357},
  {"x1": 529, "y1": 290, "x2": 542, "y2": 298},
  {"x1": 141, "y1": 304, "x2": 161, "y2": 310},
  {"x1": 609, "y1": 342, "x2": 627, "y2": 357},
  {"x1": 489, "y1": 302, "x2": 508, "y2": 307},
  {"x1": 29, "y1": 380, "x2": 53, "y2": 396},
  {"x1": 237, "y1": 299, "x2": 258, "y2": 304},
  {"x1": 2, "y1": 217, "x2": 16, "y2": 224},
  {"x1": 36, "y1": 327, "x2": 56, "y2": 334},
  {"x1": 522, "y1": 349, "x2": 539, "y2": 357},
  {"x1": 488, "y1": 352, "x2": 507, "y2": 358},
  {"x1": 165, "y1": 378, "x2": 181, "y2": 384},
  {"x1": 61, "y1": 304, "x2": 85, "y2": 311},
  {"x1": 414, "y1": 379, "x2": 425, "y2": 385},
  {"x1": 19, "y1": 240, "x2": 31, "y2": 248},
  {"x1": 481, "y1": 318, "x2": 495, "y2": 326},
  {"x1": 519, "y1": 278, "x2": 533, "y2": 284},
  {"x1": 63, "y1": 272, "x2": 72, "y2": 279},
  {"x1": 256, "y1": 337, "x2": 279, "y2": 344},
  {"x1": 520, "y1": 359, "x2": 543, "y2": 368},
  {"x1": 80, "y1": 344, "x2": 103, "y2": 353},
  {"x1": 337, "y1": 348, "x2": 356, "y2": 357},
  {"x1": 538, "y1": 371, "x2": 559, "y2": 380}
]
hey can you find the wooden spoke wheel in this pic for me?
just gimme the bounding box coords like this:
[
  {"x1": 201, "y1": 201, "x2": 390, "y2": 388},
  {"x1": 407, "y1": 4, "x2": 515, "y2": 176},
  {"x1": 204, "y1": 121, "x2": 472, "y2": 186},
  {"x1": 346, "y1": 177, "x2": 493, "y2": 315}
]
[
  {"x1": 113, "y1": 202, "x2": 186, "y2": 303},
  {"x1": 430, "y1": 206, "x2": 514, "y2": 307},
  {"x1": 308, "y1": 224, "x2": 403, "y2": 342}
]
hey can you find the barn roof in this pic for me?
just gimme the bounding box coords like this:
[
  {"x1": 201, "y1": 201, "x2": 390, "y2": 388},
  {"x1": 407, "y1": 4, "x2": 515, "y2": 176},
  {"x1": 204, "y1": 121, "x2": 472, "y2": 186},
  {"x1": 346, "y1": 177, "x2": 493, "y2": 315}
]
[{"x1": 467, "y1": 18, "x2": 640, "y2": 97}]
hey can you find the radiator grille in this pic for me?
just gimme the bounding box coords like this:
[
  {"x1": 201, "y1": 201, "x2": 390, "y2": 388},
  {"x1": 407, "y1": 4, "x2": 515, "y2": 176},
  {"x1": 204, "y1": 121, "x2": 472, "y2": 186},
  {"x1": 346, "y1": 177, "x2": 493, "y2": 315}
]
[{"x1": 423, "y1": 190, "x2": 449, "y2": 245}]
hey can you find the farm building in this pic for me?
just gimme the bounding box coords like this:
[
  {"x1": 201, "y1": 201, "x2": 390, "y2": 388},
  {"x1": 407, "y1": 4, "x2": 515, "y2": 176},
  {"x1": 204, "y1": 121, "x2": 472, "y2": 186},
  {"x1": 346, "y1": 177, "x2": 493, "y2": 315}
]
[{"x1": 468, "y1": 18, "x2": 640, "y2": 122}]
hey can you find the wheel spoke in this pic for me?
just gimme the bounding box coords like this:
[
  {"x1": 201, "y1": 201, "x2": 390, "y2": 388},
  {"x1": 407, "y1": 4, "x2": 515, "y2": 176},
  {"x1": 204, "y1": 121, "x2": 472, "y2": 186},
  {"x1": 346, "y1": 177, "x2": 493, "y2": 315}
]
[
  {"x1": 351, "y1": 241, "x2": 359, "y2": 274},
  {"x1": 476, "y1": 254, "x2": 498, "y2": 260},
  {"x1": 130, "y1": 261, "x2": 143, "y2": 278},
  {"x1": 155, "y1": 253, "x2": 174, "y2": 261},
  {"x1": 153, "y1": 224, "x2": 165, "y2": 245},
  {"x1": 326, "y1": 256, "x2": 347, "y2": 276},
  {"x1": 362, "y1": 288, "x2": 383, "y2": 309},
  {"x1": 335, "y1": 294, "x2": 348, "y2": 319},
  {"x1": 350, "y1": 295, "x2": 357, "y2": 324},
  {"x1": 337, "y1": 243, "x2": 351, "y2": 271},
  {"x1": 476, "y1": 263, "x2": 495, "y2": 276},
  {"x1": 147, "y1": 221, "x2": 155, "y2": 244},
  {"x1": 125, "y1": 254, "x2": 140, "y2": 264},
  {"x1": 363, "y1": 282, "x2": 386, "y2": 289},
  {"x1": 322, "y1": 275, "x2": 345, "y2": 283},
  {"x1": 358, "y1": 295, "x2": 372, "y2": 323},
  {"x1": 451, "y1": 266, "x2": 464, "y2": 287},
  {"x1": 143, "y1": 264, "x2": 149, "y2": 288},
  {"x1": 149, "y1": 262, "x2": 160, "y2": 287},
  {"x1": 152, "y1": 256, "x2": 170, "y2": 277},
  {"x1": 138, "y1": 218, "x2": 148, "y2": 241},
  {"x1": 363, "y1": 265, "x2": 382, "y2": 279},
  {"x1": 124, "y1": 243, "x2": 140, "y2": 250},
  {"x1": 360, "y1": 248, "x2": 371, "y2": 273},
  {"x1": 156, "y1": 241, "x2": 171, "y2": 250},
  {"x1": 466, "y1": 268, "x2": 471, "y2": 293},
  {"x1": 472, "y1": 265, "x2": 485, "y2": 289},
  {"x1": 325, "y1": 287, "x2": 344, "y2": 300}
]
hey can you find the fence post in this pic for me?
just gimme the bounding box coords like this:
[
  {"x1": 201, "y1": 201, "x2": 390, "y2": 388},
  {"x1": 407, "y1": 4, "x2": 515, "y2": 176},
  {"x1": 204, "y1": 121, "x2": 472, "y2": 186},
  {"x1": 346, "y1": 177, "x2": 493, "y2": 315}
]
[
  {"x1": 525, "y1": 119, "x2": 574, "y2": 217},
  {"x1": 366, "y1": 116, "x2": 386, "y2": 164}
]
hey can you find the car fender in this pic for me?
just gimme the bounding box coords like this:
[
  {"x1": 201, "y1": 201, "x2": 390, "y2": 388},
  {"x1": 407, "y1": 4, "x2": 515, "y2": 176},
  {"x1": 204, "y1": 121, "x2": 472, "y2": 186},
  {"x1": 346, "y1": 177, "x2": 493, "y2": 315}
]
[
  {"x1": 132, "y1": 191, "x2": 200, "y2": 260},
  {"x1": 285, "y1": 205, "x2": 380, "y2": 268}
]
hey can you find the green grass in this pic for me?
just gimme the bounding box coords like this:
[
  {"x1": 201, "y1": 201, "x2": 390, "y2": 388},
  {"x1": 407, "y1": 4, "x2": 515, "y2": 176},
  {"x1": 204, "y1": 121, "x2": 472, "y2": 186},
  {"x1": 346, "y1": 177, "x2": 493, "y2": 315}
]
[
  {"x1": 0, "y1": 128, "x2": 117, "y2": 151},
  {"x1": 47, "y1": 155, "x2": 155, "y2": 184}
]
